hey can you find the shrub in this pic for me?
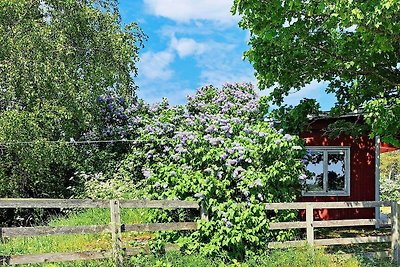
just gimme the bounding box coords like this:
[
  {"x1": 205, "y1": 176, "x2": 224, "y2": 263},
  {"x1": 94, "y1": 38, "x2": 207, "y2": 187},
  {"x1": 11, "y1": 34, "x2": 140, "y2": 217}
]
[{"x1": 116, "y1": 83, "x2": 305, "y2": 258}]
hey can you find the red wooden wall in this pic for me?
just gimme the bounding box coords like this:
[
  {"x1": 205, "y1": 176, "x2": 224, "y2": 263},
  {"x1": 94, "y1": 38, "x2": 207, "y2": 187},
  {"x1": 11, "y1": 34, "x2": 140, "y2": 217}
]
[{"x1": 298, "y1": 118, "x2": 376, "y2": 220}]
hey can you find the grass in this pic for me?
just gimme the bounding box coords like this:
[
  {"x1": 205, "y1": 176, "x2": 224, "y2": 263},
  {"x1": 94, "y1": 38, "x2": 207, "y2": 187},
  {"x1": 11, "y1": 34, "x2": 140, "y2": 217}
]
[
  {"x1": 0, "y1": 208, "x2": 150, "y2": 255},
  {"x1": 128, "y1": 247, "x2": 390, "y2": 267},
  {"x1": 0, "y1": 209, "x2": 394, "y2": 266}
]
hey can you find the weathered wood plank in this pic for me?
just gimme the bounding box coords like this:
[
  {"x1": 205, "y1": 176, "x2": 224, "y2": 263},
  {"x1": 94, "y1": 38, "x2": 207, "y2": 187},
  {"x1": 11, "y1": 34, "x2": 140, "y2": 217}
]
[
  {"x1": 125, "y1": 244, "x2": 179, "y2": 256},
  {"x1": 110, "y1": 200, "x2": 123, "y2": 267},
  {"x1": 268, "y1": 221, "x2": 307, "y2": 230},
  {"x1": 264, "y1": 202, "x2": 306, "y2": 210},
  {"x1": 314, "y1": 236, "x2": 391, "y2": 246},
  {"x1": 2, "y1": 251, "x2": 111, "y2": 265},
  {"x1": 1, "y1": 225, "x2": 110, "y2": 238},
  {"x1": 391, "y1": 201, "x2": 400, "y2": 264},
  {"x1": 200, "y1": 204, "x2": 208, "y2": 221},
  {"x1": 119, "y1": 200, "x2": 199, "y2": 209},
  {"x1": 314, "y1": 219, "x2": 391, "y2": 228},
  {"x1": 124, "y1": 222, "x2": 197, "y2": 232},
  {"x1": 0, "y1": 199, "x2": 108, "y2": 209},
  {"x1": 311, "y1": 201, "x2": 392, "y2": 209},
  {"x1": 306, "y1": 204, "x2": 314, "y2": 245},
  {"x1": 268, "y1": 240, "x2": 306, "y2": 248},
  {"x1": 264, "y1": 201, "x2": 391, "y2": 210}
]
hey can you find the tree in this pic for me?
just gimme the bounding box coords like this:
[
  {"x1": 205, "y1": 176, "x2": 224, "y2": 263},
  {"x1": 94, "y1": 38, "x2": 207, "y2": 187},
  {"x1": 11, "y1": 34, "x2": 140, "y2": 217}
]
[
  {"x1": 233, "y1": 0, "x2": 400, "y2": 144},
  {"x1": 0, "y1": 0, "x2": 145, "y2": 201}
]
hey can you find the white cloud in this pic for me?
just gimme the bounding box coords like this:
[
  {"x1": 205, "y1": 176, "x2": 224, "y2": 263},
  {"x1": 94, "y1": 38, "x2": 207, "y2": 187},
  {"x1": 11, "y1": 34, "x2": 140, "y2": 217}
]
[
  {"x1": 139, "y1": 50, "x2": 175, "y2": 80},
  {"x1": 144, "y1": 0, "x2": 239, "y2": 24},
  {"x1": 170, "y1": 37, "x2": 207, "y2": 58}
]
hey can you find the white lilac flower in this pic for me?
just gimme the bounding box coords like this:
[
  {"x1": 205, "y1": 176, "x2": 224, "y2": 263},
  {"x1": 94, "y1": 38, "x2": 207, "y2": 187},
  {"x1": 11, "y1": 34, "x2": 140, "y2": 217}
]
[
  {"x1": 292, "y1": 145, "x2": 302, "y2": 150},
  {"x1": 170, "y1": 171, "x2": 176, "y2": 176},
  {"x1": 254, "y1": 178, "x2": 263, "y2": 187},
  {"x1": 242, "y1": 189, "x2": 249, "y2": 197},
  {"x1": 233, "y1": 167, "x2": 245, "y2": 178},
  {"x1": 226, "y1": 221, "x2": 233, "y2": 228},
  {"x1": 298, "y1": 174, "x2": 307, "y2": 180},
  {"x1": 142, "y1": 169, "x2": 151, "y2": 178},
  {"x1": 194, "y1": 193, "x2": 205, "y2": 200},
  {"x1": 283, "y1": 134, "x2": 293, "y2": 141},
  {"x1": 162, "y1": 184, "x2": 168, "y2": 189},
  {"x1": 275, "y1": 139, "x2": 281, "y2": 145},
  {"x1": 257, "y1": 193, "x2": 264, "y2": 201},
  {"x1": 226, "y1": 159, "x2": 237, "y2": 166},
  {"x1": 154, "y1": 182, "x2": 160, "y2": 188}
]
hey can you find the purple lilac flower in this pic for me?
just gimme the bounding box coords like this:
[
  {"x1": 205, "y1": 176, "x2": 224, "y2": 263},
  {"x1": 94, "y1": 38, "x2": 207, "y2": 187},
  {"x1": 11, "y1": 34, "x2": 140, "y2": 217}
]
[
  {"x1": 275, "y1": 139, "x2": 281, "y2": 145},
  {"x1": 205, "y1": 125, "x2": 217, "y2": 133},
  {"x1": 154, "y1": 182, "x2": 160, "y2": 188},
  {"x1": 220, "y1": 153, "x2": 227, "y2": 160}
]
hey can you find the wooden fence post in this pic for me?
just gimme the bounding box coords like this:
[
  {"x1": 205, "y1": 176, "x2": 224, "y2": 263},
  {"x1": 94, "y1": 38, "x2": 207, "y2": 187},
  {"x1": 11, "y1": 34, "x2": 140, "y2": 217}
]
[
  {"x1": 306, "y1": 203, "x2": 314, "y2": 246},
  {"x1": 391, "y1": 201, "x2": 399, "y2": 265},
  {"x1": 110, "y1": 200, "x2": 123, "y2": 267},
  {"x1": 200, "y1": 203, "x2": 208, "y2": 221}
]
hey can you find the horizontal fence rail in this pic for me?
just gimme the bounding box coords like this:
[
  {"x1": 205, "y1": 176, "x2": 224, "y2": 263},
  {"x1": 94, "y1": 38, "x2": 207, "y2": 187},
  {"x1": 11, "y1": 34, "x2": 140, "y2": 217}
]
[
  {"x1": 0, "y1": 199, "x2": 399, "y2": 265},
  {"x1": 0, "y1": 198, "x2": 202, "y2": 267}
]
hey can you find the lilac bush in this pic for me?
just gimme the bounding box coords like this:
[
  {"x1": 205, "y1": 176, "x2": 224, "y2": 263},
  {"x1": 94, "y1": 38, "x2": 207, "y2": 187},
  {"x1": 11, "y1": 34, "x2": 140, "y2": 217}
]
[{"x1": 114, "y1": 83, "x2": 305, "y2": 258}]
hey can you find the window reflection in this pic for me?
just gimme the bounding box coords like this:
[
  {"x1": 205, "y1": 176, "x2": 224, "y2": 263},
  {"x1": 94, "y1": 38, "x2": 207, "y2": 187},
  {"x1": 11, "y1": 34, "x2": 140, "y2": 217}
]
[
  {"x1": 327, "y1": 151, "x2": 346, "y2": 191},
  {"x1": 304, "y1": 151, "x2": 324, "y2": 192}
]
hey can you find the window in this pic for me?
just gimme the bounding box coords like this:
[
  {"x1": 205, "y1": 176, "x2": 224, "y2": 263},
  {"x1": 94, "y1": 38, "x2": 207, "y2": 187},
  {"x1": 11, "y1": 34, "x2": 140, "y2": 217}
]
[{"x1": 302, "y1": 146, "x2": 350, "y2": 196}]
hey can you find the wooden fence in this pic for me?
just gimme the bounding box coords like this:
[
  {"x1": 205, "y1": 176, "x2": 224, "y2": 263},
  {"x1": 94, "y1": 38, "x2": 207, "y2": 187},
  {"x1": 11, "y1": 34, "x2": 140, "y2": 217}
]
[
  {"x1": 266, "y1": 200, "x2": 398, "y2": 264},
  {"x1": 0, "y1": 199, "x2": 399, "y2": 266},
  {"x1": 0, "y1": 199, "x2": 202, "y2": 266}
]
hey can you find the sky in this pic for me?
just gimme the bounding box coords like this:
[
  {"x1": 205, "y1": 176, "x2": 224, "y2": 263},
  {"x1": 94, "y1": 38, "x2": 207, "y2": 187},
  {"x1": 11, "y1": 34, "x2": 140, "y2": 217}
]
[{"x1": 119, "y1": 0, "x2": 336, "y2": 110}]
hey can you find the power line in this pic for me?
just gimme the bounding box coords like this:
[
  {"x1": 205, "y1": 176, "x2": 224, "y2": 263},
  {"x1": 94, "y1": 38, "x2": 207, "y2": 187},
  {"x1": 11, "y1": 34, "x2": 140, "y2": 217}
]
[{"x1": 0, "y1": 139, "x2": 147, "y2": 146}]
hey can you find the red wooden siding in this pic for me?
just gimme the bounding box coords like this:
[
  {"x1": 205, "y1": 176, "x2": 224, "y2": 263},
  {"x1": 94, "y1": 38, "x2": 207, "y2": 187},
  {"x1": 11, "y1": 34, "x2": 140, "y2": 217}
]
[{"x1": 298, "y1": 118, "x2": 375, "y2": 220}]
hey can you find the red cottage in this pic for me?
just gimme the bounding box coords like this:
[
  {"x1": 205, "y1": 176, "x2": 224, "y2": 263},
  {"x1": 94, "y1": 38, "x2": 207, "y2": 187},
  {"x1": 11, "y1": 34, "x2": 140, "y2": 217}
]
[{"x1": 298, "y1": 112, "x2": 398, "y2": 220}]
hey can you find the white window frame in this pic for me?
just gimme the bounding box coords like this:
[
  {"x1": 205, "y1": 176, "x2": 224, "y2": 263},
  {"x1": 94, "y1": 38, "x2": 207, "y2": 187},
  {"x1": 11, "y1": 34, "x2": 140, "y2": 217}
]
[{"x1": 302, "y1": 146, "x2": 351, "y2": 197}]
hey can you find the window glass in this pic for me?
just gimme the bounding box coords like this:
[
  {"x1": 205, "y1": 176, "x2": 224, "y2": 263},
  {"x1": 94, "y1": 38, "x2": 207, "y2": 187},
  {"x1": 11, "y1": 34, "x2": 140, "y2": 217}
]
[
  {"x1": 304, "y1": 151, "x2": 324, "y2": 192},
  {"x1": 327, "y1": 151, "x2": 346, "y2": 191}
]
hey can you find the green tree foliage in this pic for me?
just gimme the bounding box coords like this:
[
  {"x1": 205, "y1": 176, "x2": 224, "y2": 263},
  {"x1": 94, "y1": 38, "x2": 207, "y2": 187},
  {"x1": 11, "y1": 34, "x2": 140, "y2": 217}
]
[
  {"x1": 381, "y1": 150, "x2": 400, "y2": 200},
  {"x1": 0, "y1": 0, "x2": 145, "y2": 200},
  {"x1": 233, "y1": 0, "x2": 400, "y2": 143}
]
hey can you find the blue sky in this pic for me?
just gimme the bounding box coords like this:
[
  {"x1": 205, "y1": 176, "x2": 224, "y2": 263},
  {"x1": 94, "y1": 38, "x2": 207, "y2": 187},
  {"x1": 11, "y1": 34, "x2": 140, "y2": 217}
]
[{"x1": 119, "y1": 0, "x2": 336, "y2": 110}]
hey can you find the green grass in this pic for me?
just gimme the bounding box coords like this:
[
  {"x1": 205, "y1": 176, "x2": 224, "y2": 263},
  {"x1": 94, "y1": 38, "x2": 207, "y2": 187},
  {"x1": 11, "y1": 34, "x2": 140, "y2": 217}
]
[
  {"x1": 0, "y1": 208, "x2": 150, "y2": 255},
  {"x1": 128, "y1": 247, "x2": 390, "y2": 267}
]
